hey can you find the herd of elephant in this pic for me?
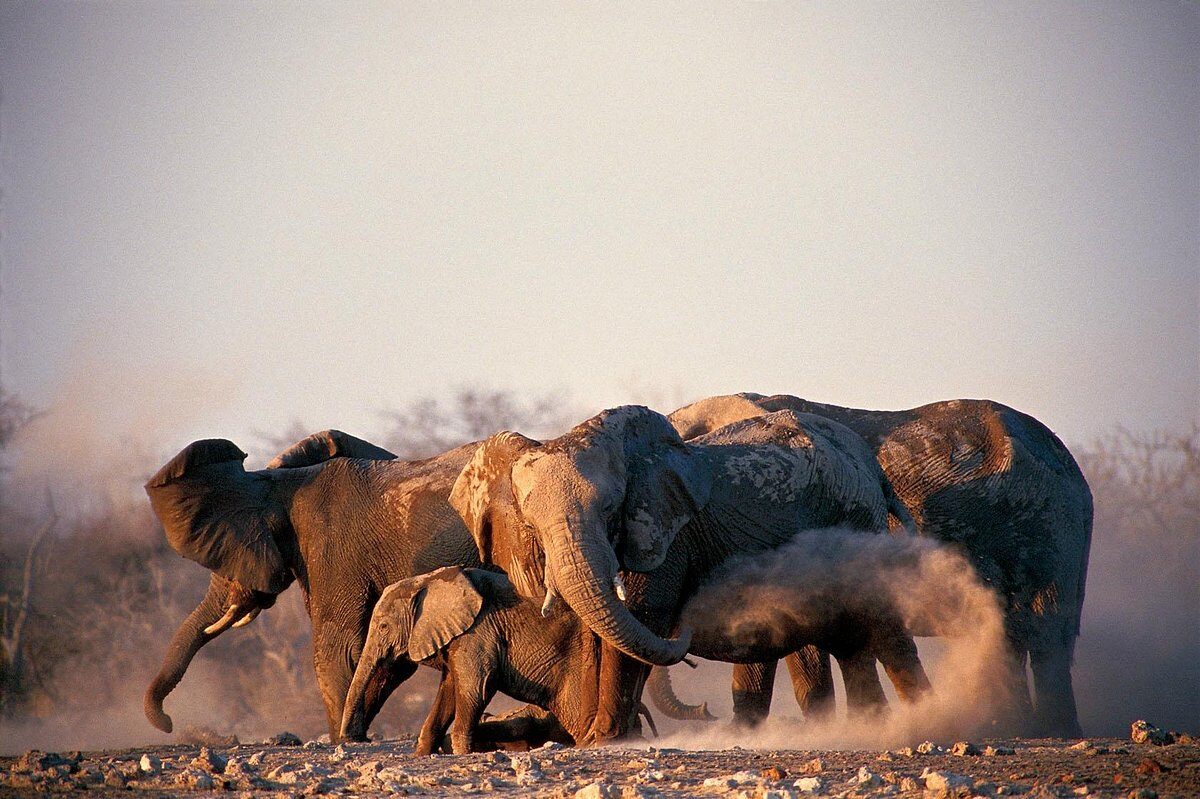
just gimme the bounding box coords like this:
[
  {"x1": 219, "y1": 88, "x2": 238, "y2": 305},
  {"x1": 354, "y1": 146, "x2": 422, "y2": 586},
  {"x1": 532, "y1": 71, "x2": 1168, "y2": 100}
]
[{"x1": 142, "y1": 392, "x2": 1093, "y2": 752}]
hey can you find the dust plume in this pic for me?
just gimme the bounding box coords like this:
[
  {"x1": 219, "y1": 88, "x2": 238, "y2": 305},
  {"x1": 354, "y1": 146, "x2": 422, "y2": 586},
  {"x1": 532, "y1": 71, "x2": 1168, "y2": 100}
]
[{"x1": 658, "y1": 530, "x2": 1017, "y2": 750}]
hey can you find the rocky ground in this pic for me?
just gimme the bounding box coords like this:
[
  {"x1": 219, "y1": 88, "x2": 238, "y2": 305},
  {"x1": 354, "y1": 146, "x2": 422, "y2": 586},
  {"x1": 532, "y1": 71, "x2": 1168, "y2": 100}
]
[{"x1": 2, "y1": 724, "x2": 1197, "y2": 799}]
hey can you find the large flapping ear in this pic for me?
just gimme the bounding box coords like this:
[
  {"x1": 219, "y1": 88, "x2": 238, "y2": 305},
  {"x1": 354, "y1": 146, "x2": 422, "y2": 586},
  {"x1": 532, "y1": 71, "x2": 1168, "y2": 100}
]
[
  {"x1": 266, "y1": 429, "x2": 396, "y2": 469},
  {"x1": 620, "y1": 444, "x2": 713, "y2": 572},
  {"x1": 146, "y1": 440, "x2": 291, "y2": 594},
  {"x1": 408, "y1": 567, "x2": 485, "y2": 662},
  {"x1": 449, "y1": 432, "x2": 538, "y2": 559}
]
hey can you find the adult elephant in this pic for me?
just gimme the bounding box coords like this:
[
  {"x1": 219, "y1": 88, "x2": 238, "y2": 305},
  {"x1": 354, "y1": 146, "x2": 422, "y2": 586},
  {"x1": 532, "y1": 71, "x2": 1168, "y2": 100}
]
[
  {"x1": 142, "y1": 430, "x2": 481, "y2": 741},
  {"x1": 448, "y1": 405, "x2": 914, "y2": 744},
  {"x1": 655, "y1": 394, "x2": 1093, "y2": 737}
]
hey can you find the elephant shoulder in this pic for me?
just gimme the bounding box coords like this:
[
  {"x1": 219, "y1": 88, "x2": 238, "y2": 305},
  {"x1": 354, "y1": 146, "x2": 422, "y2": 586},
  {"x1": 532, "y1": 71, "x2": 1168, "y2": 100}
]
[{"x1": 266, "y1": 430, "x2": 396, "y2": 469}]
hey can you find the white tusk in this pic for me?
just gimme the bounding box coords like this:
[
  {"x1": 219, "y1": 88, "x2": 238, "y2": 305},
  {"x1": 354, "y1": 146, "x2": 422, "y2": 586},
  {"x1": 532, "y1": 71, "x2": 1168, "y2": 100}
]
[
  {"x1": 231, "y1": 606, "x2": 261, "y2": 629},
  {"x1": 541, "y1": 589, "x2": 559, "y2": 618},
  {"x1": 203, "y1": 604, "x2": 242, "y2": 636},
  {"x1": 613, "y1": 573, "x2": 627, "y2": 602}
]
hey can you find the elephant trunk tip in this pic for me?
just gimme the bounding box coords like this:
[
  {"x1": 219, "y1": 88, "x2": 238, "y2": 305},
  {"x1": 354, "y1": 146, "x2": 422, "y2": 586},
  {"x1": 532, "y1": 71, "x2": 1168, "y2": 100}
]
[{"x1": 143, "y1": 688, "x2": 174, "y2": 734}]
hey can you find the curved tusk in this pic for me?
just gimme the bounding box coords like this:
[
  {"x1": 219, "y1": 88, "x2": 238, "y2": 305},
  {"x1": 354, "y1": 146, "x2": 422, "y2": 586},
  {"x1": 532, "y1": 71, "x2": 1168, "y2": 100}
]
[
  {"x1": 231, "y1": 606, "x2": 261, "y2": 629},
  {"x1": 203, "y1": 604, "x2": 242, "y2": 636},
  {"x1": 541, "y1": 588, "x2": 559, "y2": 618},
  {"x1": 613, "y1": 573, "x2": 627, "y2": 603}
]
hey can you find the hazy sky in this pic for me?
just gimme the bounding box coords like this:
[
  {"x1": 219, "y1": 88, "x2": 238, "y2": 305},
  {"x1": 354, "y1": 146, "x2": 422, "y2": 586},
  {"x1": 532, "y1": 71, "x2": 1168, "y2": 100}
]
[{"x1": 2, "y1": 2, "x2": 1197, "y2": 455}]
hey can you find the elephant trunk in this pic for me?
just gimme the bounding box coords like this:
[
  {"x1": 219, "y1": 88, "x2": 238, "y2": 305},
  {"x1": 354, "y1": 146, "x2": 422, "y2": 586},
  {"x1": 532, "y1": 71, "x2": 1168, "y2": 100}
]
[
  {"x1": 544, "y1": 520, "x2": 690, "y2": 667},
  {"x1": 144, "y1": 574, "x2": 232, "y2": 733},
  {"x1": 646, "y1": 666, "x2": 716, "y2": 722},
  {"x1": 340, "y1": 647, "x2": 415, "y2": 742}
]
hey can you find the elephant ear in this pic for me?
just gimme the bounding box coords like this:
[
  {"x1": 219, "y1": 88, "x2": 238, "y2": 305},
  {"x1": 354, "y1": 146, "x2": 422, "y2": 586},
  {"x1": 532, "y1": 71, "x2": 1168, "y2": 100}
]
[
  {"x1": 619, "y1": 444, "x2": 713, "y2": 572},
  {"x1": 449, "y1": 432, "x2": 539, "y2": 560},
  {"x1": 146, "y1": 440, "x2": 291, "y2": 594},
  {"x1": 266, "y1": 429, "x2": 396, "y2": 469},
  {"x1": 408, "y1": 567, "x2": 485, "y2": 662}
]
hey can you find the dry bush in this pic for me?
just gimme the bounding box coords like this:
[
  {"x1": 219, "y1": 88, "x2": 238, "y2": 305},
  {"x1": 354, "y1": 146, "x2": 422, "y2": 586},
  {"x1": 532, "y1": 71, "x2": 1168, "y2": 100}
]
[{"x1": 1073, "y1": 426, "x2": 1200, "y2": 735}]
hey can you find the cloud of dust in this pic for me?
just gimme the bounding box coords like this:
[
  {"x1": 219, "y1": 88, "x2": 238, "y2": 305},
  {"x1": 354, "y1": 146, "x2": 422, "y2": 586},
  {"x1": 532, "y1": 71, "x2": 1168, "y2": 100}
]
[{"x1": 655, "y1": 530, "x2": 1018, "y2": 750}]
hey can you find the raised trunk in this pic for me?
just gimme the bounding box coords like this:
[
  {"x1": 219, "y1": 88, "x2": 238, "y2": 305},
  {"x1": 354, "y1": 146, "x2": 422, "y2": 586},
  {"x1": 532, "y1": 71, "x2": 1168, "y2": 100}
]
[
  {"x1": 143, "y1": 574, "x2": 232, "y2": 733},
  {"x1": 646, "y1": 666, "x2": 716, "y2": 721},
  {"x1": 544, "y1": 522, "x2": 690, "y2": 667}
]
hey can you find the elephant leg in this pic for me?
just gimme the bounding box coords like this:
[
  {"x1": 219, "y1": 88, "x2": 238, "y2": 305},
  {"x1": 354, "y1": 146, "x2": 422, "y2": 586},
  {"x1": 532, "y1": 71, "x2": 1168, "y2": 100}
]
[
  {"x1": 312, "y1": 631, "x2": 357, "y2": 742},
  {"x1": 1030, "y1": 644, "x2": 1082, "y2": 738},
  {"x1": 586, "y1": 641, "x2": 646, "y2": 744},
  {"x1": 874, "y1": 634, "x2": 931, "y2": 703},
  {"x1": 449, "y1": 672, "x2": 492, "y2": 754},
  {"x1": 785, "y1": 647, "x2": 835, "y2": 721},
  {"x1": 416, "y1": 671, "x2": 457, "y2": 755},
  {"x1": 732, "y1": 661, "x2": 777, "y2": 727},
  {"x1": 838, "y1": 651, "x2": 888, "y2": 717}
]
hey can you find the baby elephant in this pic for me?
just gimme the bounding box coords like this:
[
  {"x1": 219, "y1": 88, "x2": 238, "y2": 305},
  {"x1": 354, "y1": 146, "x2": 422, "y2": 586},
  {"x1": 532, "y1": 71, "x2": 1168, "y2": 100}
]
[
  {"x1": 681, "y1": 531, "x2": 935, "y2": 712},
  {"x1": 340, "y1": 566, "x2": 602, "y2": 753}
]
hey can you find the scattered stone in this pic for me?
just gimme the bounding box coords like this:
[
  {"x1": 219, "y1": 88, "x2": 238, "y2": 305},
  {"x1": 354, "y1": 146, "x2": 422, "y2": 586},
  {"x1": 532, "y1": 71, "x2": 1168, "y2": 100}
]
[
  {"x1": 1068, "y1": 740, "x2": 1092, "y2": 751},
  {"x1": 246, "y1": 750, "x2": 266, "y2": 766},
  {"x1": 899, "y1": 776, "x2": 919, "y2": 792},
  {"x1": 921, "y1": 768, "x2": 973, "y2": 797},
  {"x1": 1127, "y1": 790, "x2": 1157, "y2": 799},
  {"x1": 951, "y1": 741, "x2": 980, "y2": 756},
  {"x1": 876, "y1": 750, "x2": 894, "y2": 762},
  {"x1": 704, "y1": 770, "x2": 759, "y2": 789},
  {"x1": 852, "y1": 766, "x2": 882, "y2": 788},
  {"x1": 917, "y1": 741, "x2": 944, "y2": 754},
  {"x1": 1134, "y1": 758, "x2": 1167, "y2": 775},
  {"x1": 104, "y1": 768, "x2": 129, "y2": 788},
  {"x1": 895, "y1": 747, "x2": 916, "y2": 758},
  {"x1": 1131, "y1": 720, "x2": 1174, "y2": 746},
  {"x1": 268, "y1": 731, "x2": 302, "y2": 746},
  {"x1": 621, "y1": 787, "x2": 663, "y2": 799},
  {"x1": 799, "y1": 757, "x2": 825, "y2": 774},
  {"x1": 985, "y1": 745, "x2": 1016, "y2": 756},
  {"x1": 762, "y1": 765, "x2": 788, "y2": 781},
  {"x1": 179, "y1": 724, "x2": 239, "y2": 747},
  {"x1": 541, "y1": 740, "x2": 567, "y2": 750},
  {"x1": 139, "y1": 753, "x2": 162, "y2": 774},
  {"x1": 793, "y1": 775, "x2": 824, "y2": 794},
  {"x1": 576, "y1": 782, "x2": 622, "y2": 799},
  {"x1": 16, "y1": 750, "x2": 77, "y2": 772},
  {"x1": 190, "y1": 746, "x2": 228, "y2": 773}
]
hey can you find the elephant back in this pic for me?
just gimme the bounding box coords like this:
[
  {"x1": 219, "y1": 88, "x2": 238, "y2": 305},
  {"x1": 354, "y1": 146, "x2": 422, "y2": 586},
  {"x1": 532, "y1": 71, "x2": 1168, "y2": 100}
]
[{"x1": 267, "y1": 430, "x2": 396, "y2": 469}]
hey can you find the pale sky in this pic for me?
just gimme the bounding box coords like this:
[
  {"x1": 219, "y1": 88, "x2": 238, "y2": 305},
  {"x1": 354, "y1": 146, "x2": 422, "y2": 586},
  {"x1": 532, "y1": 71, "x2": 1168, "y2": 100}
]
[{"x1": 1, "y1": 2, "x2": 1197, "y2": 457}]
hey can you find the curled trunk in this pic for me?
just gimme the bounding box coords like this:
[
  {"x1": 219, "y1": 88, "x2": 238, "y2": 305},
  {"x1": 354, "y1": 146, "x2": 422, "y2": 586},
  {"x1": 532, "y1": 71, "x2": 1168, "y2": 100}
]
[
  {"x1": 646, "y1": 666, "x2": 716, "y2": 721},
  {"x1": 143, "y1": 574, "x2": 232, "y2": 733},
  {"x1": 545, "y1": 523, "x2": 690, "y2": 667}
]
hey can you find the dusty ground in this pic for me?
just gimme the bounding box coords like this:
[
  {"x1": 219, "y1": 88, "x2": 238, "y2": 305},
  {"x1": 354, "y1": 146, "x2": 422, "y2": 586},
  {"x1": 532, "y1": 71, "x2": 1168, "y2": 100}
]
[{"x1": 1, "y1": 731, "x2": 1197, "y2": 799}]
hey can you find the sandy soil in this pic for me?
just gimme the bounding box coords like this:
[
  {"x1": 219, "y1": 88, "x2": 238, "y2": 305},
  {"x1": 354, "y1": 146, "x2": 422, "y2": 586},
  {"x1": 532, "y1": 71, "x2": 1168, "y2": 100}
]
[{"x1": 1, "y1": 732, "x2": 1196, "y2": 799}]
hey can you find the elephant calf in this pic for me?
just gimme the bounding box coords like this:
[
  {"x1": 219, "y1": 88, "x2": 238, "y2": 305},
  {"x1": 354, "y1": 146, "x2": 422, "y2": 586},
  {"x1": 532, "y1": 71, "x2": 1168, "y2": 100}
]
[
  {"x1": 340, "y1": 566, "x2": 606, "y2": 754},
  {"x1": 680, "y1": 529, "x2": 934, "y2": 713}
]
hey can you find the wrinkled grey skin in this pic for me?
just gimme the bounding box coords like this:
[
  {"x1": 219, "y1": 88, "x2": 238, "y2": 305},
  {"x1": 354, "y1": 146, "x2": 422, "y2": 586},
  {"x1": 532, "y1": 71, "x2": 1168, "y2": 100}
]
[
  {"x1": 143, "y1": 430, "x2": 481, "y2": 741},
  {"x1": 658, "y1": 394, "x2": 1092, "y2": 737},
  {"x1": 450, "y1": 405, "x2": 912, "y2": 744},
  {"x1": 341, "y1": 567, "x2": 601, "y2": 753}
]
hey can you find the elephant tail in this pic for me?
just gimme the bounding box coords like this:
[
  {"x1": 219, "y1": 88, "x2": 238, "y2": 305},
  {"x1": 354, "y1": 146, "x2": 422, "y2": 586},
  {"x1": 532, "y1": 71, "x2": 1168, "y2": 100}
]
[
  {"x1": 646, "y1": 665, "x2": 717, "y2": 722},
  {"x1": 883, "y1": 478, "x2": 918, "y2": 535}
]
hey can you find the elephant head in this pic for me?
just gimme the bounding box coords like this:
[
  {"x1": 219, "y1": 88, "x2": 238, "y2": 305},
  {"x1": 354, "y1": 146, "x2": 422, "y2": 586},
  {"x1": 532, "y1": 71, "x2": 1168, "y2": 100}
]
[
  {"x1": 340, "y1": 567, "x2": 484, "y2": 741},
  {"x1": 449, "y1": 406, "x2": 711, "y2": 667},
  {"x1": 142, "y1": 430, "x2": 393, "y2": 733}
]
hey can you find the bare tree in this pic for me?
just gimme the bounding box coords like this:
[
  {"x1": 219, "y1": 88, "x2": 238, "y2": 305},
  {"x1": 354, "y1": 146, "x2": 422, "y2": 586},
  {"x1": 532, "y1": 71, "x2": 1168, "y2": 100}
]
[{"x1": 0, "y1": 492, "x2": 56, "y2": 714}]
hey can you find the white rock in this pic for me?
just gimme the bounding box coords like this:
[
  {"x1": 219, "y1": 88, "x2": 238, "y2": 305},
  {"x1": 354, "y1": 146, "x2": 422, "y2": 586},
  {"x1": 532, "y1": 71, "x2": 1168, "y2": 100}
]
[
  {"x1": 139, "y1": 754, "x2": 161, "y2": 774},
  {"x1": 793, "y1": 776, "x2": 824, "y2": 794},
  {"x1": 575, "y1": 782, "x2": 622, "y2": 799}
]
